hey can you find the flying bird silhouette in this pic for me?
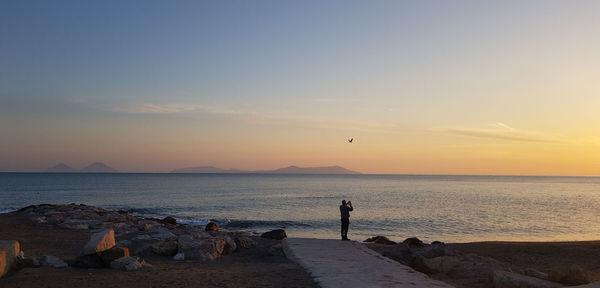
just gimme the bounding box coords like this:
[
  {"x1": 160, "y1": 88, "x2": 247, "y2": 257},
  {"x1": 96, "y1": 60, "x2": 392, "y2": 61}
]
[{"x1": 348, "y1": 138, "x2": 353, "y2": 143}]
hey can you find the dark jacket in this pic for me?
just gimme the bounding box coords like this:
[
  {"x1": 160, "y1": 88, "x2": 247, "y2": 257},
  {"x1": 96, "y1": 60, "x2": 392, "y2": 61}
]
[{"x1": 340, "y1": 204, "x2": 353, "y2": 219}]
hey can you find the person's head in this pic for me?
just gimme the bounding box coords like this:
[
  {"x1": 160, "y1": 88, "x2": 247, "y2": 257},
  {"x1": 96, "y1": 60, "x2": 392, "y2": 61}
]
[{"x1": 342, "y1": 200, "x2": 347, "y2": 205}]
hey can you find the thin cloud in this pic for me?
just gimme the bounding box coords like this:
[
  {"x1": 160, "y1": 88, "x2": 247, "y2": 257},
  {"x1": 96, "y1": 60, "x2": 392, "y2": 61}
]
[
  {"x1": 112, "y1": 102, "x2": 406, "y2": 133},
  {"x1": 433, "y1": 123, "x2": 563, "y2": 143},
  {"x1": 113, "y1": 103, "x2": 243, "y2": 115}
]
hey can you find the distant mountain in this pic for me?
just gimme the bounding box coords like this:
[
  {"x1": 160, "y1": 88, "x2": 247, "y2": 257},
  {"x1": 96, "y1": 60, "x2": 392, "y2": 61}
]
[
  {"x1": 45, "y1": 163, "x2": 76, "y2": 173},
  {"x1": 171, "y1": 165, "x2": 359, "y2": 174},
  {"x1": 79, "y1": 162, "x2": 119, "y2": 173}
]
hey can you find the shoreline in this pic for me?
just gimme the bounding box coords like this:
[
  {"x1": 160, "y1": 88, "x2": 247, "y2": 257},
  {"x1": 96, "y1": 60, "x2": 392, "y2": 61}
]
[{"x1": 1, "y1": 204, "x2": 599, "y2": 287}]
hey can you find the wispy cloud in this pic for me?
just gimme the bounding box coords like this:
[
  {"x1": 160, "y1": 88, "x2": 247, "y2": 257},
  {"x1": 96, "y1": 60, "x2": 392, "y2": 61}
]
[
  {"x1": 113, "y1": 103, "x2": 243, "y2": 115},
  {"x1": 432, "y1": 123, "x2": 563, "y2": 143},
  {"x1": 112, "y1": 102, "x2": 406, "y2": 134}
]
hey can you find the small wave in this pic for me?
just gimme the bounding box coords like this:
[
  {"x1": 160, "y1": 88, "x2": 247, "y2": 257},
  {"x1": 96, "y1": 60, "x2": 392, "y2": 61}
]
[
  {"x1": 226, "y1": 220, "x2": 313, "y2": 229},
  {"x1": 0, "y1": 208, "x2": 17, "y2": 214},
  {"x1": 179, "y1": 218, "x2": 231, "y2": 227}
]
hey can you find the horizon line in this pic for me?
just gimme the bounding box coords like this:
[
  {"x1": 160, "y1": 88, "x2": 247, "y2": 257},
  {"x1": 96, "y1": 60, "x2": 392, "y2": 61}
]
[{"x1": 1, "y1": 171, "x2": 599, "y2": 177}]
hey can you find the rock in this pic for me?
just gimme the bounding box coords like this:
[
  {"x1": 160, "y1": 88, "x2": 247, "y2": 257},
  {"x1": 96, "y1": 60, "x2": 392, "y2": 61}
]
[
  {"x1": 110, "y1": 256, "x2": 145, "y2": 271},
  {"x1": 15, "y1": 257, "x2": 40, "y2": 269},
  {"x1": 524, "y1": 268, "x2": 549, "y2": 280},
  {"x1": 261, "y1": 229, "x2": 287, "y2": 240},
  {"x1": 267, "y1": 243, "x2": 284, "y2": 256},
  {"x1": 148, "y1": 227, "x2": 176, "y2": 240},
  {"x1": 222, "y1": 235, "x2": 237, "y2": 255},
  {"x1": 36, "y1": 255, "x2": 68, "y2": 268},
  {"x1": 59, "y1": 219, "x2": 93, "y2": 230},
  {"x1": 177, "y1": 235, "x2": 225, "y2": 261},
  {"x1": 83, "y1": 229, "x2": 116, "y2": 254},
  {"x1": 413, "y1": 242, "x2": 456, "y2": 259},
  {"x1": 549, "y1": 264, "x2": 590, "y2": 286},
  {"x1": 99, "y1": 247, "x2": 129, "y2": 266},
  {"x1": 0, "y1": 240, "x2": 20, "y2": 278},
  {"x1": 491, "y1": 270, "x2": 563, "y2": 288},
  {"x1": 150, "y1": 241, "x2": 178, "y2": 256},
  {"x1": 414, "y1": 255, "x2": 461, "y2": 274},
  {"x1": 364, "y1": 236, "x2": 396, "y2": 245},
  {"x1": 205, "y1": 222, "x2": 218, "y2": 232},
  {"x1": 161, "y1": 216, "x2": 177, "y2": 225},
  {"x1": 447, "y1": 253, "x2": 508, "y2": 280},
  {"x1": 569, "y1": 282, "x2": 600, "y2": 288},
  {"x1": 403, "y1": 237, "x2": 424, "y2": 247},
  {"x1": 382, "y1": 243, "x2": 414, "y2": 266},
  {"x1": 72, "y1": 254, "x2": 105, "y2": 268},
  {"x1": 234, "y1": 236, "x2": 253, "y2": 249},
  {"x1": 173, "y1": 253, "x2": 185, "y2": 260}
]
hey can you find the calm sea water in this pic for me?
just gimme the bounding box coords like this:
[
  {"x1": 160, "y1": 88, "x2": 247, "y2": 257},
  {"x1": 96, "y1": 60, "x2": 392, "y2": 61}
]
[{"x1": 1, "y1": 173, "x2": 599, "y2": 242}]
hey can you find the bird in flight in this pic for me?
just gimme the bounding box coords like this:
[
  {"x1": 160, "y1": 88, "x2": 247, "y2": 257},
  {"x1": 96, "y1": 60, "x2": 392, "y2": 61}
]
[{"x1": 348, "y1": 138, "x2": 353, "y2": 143}]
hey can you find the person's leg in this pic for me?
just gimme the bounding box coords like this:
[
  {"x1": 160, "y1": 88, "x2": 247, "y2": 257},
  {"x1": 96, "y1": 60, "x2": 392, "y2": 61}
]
[
  {"x1": 341, "y1": 218, "x2": 349, "y2": 239},
  {"x1": 344, "y1": 219, "x2": 349, "y2": 239}
]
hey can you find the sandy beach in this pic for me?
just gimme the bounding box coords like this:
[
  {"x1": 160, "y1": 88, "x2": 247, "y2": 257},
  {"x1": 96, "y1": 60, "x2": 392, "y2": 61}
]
[
  {"x1": 0, "y1": 207, "x2": 318, "y2": 288},
  {"x1": 2, "y1": 204, "x2": 600, "y2": 288}
]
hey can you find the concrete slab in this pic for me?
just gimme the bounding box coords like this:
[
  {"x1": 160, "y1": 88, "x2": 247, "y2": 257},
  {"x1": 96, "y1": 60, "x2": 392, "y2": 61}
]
[
  {"x1": 0, "y1": 240, "x2": 20, "y2": 278},
  {"x1": 283, "y1": 238, "x2": 454, "y2": 288}
]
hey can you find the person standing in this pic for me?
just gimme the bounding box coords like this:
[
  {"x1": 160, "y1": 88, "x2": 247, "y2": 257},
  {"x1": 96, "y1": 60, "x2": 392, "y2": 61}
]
[{"x1": 340, "y1": 200, "x2": 353, "y2": 240}]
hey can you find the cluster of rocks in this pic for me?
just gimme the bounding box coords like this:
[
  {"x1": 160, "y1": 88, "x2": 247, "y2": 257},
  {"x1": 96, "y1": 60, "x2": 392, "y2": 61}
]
[
  {"x1": 15, "y1": 204, "x2": 256, "y2": 262},
  {"x1": 364, "y1": 236, "x2": 595, "y2": 288}
]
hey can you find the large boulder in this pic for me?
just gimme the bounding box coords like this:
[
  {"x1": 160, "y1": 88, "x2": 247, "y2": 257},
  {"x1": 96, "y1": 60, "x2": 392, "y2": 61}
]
[
  {"x1": 382, "y1": 243, "x2": 414, "y2": 266},
  {"x1": 222, "y1": 234, "x2": 237, "y2": 255},
  {"x1": 403, "y1": 237, "x2": 424, "y2": 247},
  {"x1": 548, "y1": 265, "x2": 590, "y2": 286},
  {"x1": 261, "y1": 229, "x2": 287, "y2": 240},
  {"x1": 83, "y1": 229, "x2": 116, "y2": 254},
  {"x1": 150, "y1": 240, "x2": 179, "y2": 256},
  {"x1": 160, "y1": 216, "x2": 177, "y2": 225},
  {"x1": 234, "y1": 236, "x2": 253, "y2": 249},
  {"x1": 492, "y1": 270, "x2": 563, "y2": 288},
  {"x1": 177, "y1": 235, "x2": 225, "y2": 261},
  {"x1": 205, "y1": 222, "x2": 218, "y2": 232},
  {"x1": 0, "y1": 240, "x2": 20, "y2": 278},
  {"x1": 364, "y1": 236, "x2": 396, "y2": 245},
  {"x1": 99, "y1": 247, "x2": 129, "y2": 266}
]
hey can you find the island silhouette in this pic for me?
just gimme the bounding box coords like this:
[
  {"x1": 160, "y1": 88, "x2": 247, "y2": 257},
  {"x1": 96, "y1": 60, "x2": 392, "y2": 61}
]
[
  {"x1": 45, "y1": 162, "x2": 118, "y2": 173},
  {"x1": 171, "y1": 165, "x2": 360, "y2": 174}
]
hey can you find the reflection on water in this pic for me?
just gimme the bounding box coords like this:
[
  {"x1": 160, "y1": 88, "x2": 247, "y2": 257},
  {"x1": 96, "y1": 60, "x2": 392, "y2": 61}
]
[{"x1": 1, "y1": 173, "x2": 599, "y2": 242}]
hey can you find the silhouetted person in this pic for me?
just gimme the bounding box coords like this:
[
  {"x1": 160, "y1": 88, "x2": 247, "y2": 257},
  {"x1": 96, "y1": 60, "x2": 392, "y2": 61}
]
[{"x1": 340, "y1": 200, "x2": 353, "y2": 240}]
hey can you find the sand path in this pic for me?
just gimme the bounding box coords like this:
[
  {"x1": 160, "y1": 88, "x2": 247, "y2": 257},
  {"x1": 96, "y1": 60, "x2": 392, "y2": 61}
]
[{"x1": 283, "y1": 238, "x2": 454, "y2": 288}]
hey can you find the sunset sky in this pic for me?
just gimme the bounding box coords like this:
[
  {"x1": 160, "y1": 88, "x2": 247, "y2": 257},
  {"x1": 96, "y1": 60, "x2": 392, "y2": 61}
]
[{"x1": 2, "y1": 1, "x2": 599, "y2": 175}]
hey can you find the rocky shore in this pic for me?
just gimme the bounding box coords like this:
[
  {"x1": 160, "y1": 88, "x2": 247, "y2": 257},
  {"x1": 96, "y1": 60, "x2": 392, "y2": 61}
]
[
  {"x1": 0, "y1": 203, "x2": 317, "y2": 288},
  {"x1": 364, "y1": 236, "x2": 600, "y2": 288}
]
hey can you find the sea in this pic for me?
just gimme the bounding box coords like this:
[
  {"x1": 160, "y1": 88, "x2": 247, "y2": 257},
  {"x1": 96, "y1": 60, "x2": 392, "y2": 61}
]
[{"x1": 1, "y1": 173, "x2": 599, "y2": 243}]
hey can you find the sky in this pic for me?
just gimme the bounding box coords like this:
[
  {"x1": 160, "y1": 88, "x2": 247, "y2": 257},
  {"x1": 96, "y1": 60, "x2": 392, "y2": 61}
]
[{"x1": 1, "y1": 0, "x2": 599, "y2": 175}]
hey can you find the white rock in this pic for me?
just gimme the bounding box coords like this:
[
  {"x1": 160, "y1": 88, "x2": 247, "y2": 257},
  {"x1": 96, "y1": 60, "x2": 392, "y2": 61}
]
[
  {"x1": 173, "y1": 253, "x2": 185, "y2": 260},
  {"x1": 124, "y1": 260, "x2": 143, "y2": 271},
  {"x1": 110, "y1": 256, "x2": 140, "y2": 271}
]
